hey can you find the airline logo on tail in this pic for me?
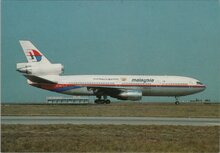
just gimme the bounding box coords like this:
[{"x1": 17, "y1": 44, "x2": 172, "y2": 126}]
[
  {"x1": 20, "y1": 40, "x2": 51, "y2": 64},
  {"x1": 27, "y1": 50, "x2": 42, "y2": 62}
]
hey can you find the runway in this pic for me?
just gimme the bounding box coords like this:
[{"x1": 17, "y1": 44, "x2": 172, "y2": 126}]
[{"x1": 1, "y1": 116, "x2": 220, "y2": 126}]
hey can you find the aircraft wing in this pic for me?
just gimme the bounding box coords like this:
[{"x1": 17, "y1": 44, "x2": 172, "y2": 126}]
[
  {"x1": 87, "y1": 86, "x2": 123, "y2": 96},
  {"x1": 23, "y1": 75, "x2": 57, "y2": 84},
  {"x1": 87, "y1": 86, "x2": 142, "y2": 100}
]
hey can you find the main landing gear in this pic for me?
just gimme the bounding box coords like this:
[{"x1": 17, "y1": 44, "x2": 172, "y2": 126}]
[
  {"x1": 175, "y1": 96, "x2": 180, "y2": 105},
  {"x1": 94, "y1": 95, "x2": 111, "y2": 104}
]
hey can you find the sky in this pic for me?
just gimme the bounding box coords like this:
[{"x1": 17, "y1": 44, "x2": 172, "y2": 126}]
[{"x1": 1, "y1": 0, "x2": 220, "y2": 103}]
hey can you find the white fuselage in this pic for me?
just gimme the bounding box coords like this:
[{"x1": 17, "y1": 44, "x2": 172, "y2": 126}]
[{"x1": 32, "y1": 75, "x2": 206, "y2": 97}]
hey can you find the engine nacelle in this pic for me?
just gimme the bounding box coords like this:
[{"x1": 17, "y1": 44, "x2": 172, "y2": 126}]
[
  {"x1": 117, "y1": 90, "x2": 142, "y2": 101},
  {"x1": 16, "y1": 63, "x2": 64, "y2": 75}
]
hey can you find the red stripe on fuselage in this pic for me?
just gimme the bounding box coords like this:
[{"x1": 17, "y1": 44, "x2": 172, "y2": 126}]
[
  {"x1": 76, "y1": 83, "x2": 206, "y2": 88},
  {"x1": 34, "y1": 83, "x2": 205, "y2": 91},
  {"x1": 32, "y1": 84, "x2": 74, "y2": 90}
]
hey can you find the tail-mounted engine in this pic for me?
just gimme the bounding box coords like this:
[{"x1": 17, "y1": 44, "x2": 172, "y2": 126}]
[{"x1": 16, "y1": 63, "x2": 64, "y2": 75}]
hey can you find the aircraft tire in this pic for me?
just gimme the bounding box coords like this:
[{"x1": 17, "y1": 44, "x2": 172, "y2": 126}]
[
  {"x1": 105, "y1": 100, "x2": 111, "y2": 104},
  {"x1": 94, "y1": 99, "x2": 101, "y2": 104},
  {"x1": 94, "y1": 99, "x2": 111, "y2": 104},
  {"x1": 175, "y1": 101, "x2": 180, "y2": 105}
]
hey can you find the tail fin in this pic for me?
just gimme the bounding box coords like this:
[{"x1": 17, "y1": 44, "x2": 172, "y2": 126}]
[{"x1": 19, "y1": 40, "x2": 51, "y2": 64}]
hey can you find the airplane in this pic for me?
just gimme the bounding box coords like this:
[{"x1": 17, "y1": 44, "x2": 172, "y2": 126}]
[{"x1": 16, "y1": 40, "x2": 206, "y2": 104}]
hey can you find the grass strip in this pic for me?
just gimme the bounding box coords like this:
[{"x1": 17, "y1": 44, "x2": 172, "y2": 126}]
[
  {"x1": 2, "y1": 103, "x2": 220, "y2": 118},
  {"x1": 1, "y1": 124, "x2": 219, "y2": 152}
]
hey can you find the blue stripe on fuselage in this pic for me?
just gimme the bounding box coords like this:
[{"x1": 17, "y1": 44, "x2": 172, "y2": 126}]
[{"x1": 53, "y1": 86, "x2": 82, "y2": 92}]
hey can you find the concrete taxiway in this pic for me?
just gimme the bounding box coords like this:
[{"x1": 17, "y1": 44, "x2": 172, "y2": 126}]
[{"x1": 1, "y1": 116, "x2": 220, "y2": 126}]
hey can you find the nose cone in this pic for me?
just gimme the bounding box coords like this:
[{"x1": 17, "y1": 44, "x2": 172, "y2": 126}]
[
  {"x1": 200, "y1": 85, "x2": 206, "y2": 92},
  {"x1": 196, "y1": 82, "x2": 206, "y2": 93},
  {"x1": 192, "y1": 79, "x2": 206, "y2": 94},
  {"x1": 191, "y1": 85, "x2": 206, "y2": 95}
]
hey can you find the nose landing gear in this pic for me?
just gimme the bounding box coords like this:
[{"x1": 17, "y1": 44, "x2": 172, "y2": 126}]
[{"x1": 175, "y1": 96, "x2": 180, "y2": 105}]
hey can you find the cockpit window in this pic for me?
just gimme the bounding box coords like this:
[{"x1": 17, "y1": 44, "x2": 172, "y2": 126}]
[{"x1": 197, "y1": 82, "x2": 203, "y2": 85}]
